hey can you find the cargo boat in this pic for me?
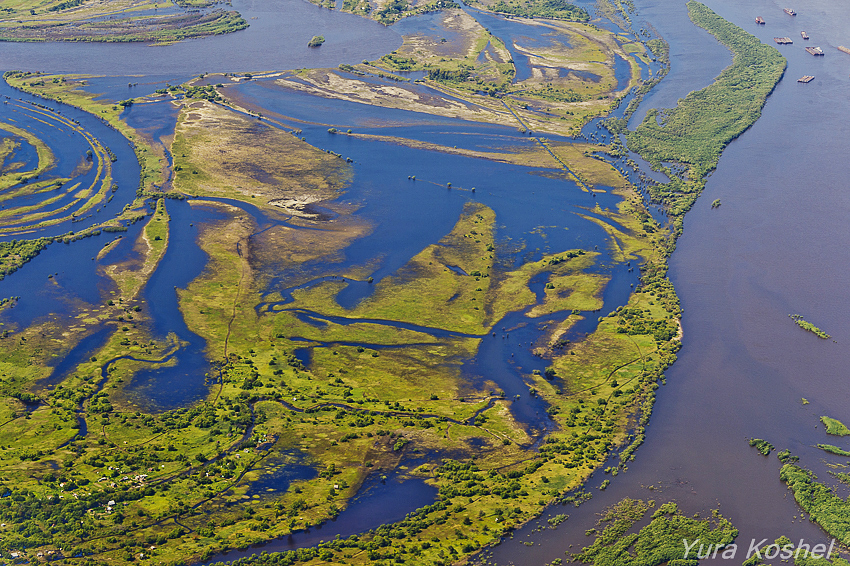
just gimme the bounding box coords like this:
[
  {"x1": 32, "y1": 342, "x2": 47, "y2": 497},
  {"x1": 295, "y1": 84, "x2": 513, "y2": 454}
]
[
  {"x1": 801, "y1": 31, "x2": 809, "y2": 40},
  {"x1": 805, "y1": 46, "x2": 825, "y2": 56},
  {"x1": 784, "y1": 8, "x2": 796, "y2": 15},
  {"x1": 756, "y1": 16, "x2": 765, "y2": 24}
]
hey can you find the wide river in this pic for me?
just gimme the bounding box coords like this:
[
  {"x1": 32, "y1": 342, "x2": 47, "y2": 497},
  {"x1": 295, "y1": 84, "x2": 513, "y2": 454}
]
[{"x1": 4, "y1": 0, "x2": 850, "y2": 563}]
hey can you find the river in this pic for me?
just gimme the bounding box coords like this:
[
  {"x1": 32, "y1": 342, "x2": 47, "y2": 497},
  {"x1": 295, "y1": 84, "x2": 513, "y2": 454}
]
[{"x1": 487, "y1": 0, "x2": 850, "y2": 563}]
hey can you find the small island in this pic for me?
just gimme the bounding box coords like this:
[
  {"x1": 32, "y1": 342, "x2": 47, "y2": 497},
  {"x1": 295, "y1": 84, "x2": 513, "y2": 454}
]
[
  {"x1": 307, "y1": 34, "x2": 325, "y2": 47},
  {"x1": 789, "y1": 313, "x2": 830, "y2": 339}
]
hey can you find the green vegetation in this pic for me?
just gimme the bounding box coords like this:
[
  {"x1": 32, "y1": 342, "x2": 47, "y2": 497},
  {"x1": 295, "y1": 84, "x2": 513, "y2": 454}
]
[
  {"x1": 780, "y1": 463, "x2": 850, "y2": 545},
  {"x1": 821, "y1": 416, "x2": 850, "y2": 436},
  {"x1": 0, "y1": 4, "x2": 776, "y2": 564},
  {"x1": 0, "y1": 238, "x2": 51, "y2": 280},
  {"x1": 830, "y1": 471, "x2": 850, "y2": 485},
  {"x1": 374, "y1": 0, "x2": 458, "y2": 24},
  {"x1": 489, "y1": 0, "x2": 589, "y2": 21},
  {"x1": 0, "y1": 0, "x2": 248, "y2": 43},
  {"x1": 817, "y1": 444, "x2": 850, "y2": 457},
  {"x1": 791, "y1": 314, "x2": 830, "y2": 339},
  {"x1": 796, "y1": 554, "x2": 850, "y2": 566},
  {"x1": 749, "y1": 438, "x2": 774, "y2": 456},
  {"x1": 307, "y1": 35, "x2": 325, "y2": 47},
  {"x1": 712, "y1": 198, "x2": 721, "y2": 208},
  {"x1": 627, "y1": 1, "x2": 785, "y2": 216},
  {"x1": 574, "y1": 499, "x2": 737, "y2": 566},
  {"x1": 5, "y1": 72, "x2": 164, "y2": 195}
]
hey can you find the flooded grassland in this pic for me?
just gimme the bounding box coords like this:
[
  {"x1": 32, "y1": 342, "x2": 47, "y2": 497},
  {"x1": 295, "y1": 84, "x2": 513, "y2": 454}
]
[{"x1": 0, "y1": 0, "x2": 793, "y2": 565}]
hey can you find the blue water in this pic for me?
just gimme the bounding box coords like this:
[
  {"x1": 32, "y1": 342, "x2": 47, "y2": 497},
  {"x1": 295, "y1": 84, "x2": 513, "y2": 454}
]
[
  {"x1": 121, "y1": 201, "x2": 226, "y2": 411},
  {"x1": 201, "y1": 472, "x2": 438, "y2": 565},
  {"x1": 0, "y1": 80, "x2": 141, "y2": 240},
  {"x1": 82, "y1": 74, "x2": 194, "y2": 103}
]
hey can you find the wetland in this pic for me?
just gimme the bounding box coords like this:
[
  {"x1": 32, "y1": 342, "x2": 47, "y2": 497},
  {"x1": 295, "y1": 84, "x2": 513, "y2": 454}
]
[{"x1": 1, "y1": 0, "x2": 848, "y2": 565}]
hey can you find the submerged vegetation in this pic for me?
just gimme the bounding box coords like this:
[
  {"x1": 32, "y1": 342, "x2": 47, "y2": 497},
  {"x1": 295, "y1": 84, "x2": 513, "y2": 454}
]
[{"x1": 821, "y1": 416, "x2": 850, "y2": 436}]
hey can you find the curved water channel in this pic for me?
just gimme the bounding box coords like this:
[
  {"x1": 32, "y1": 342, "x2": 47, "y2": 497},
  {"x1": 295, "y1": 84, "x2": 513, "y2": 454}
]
[{"x1": 4, "y1": 0, "x2": 849, "y2": 563}]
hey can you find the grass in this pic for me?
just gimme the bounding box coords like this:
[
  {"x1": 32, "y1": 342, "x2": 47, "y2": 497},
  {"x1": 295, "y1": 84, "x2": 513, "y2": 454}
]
[
  {"x1": 818, "y1": 444, "x2": 850, "y2": 457},
  {"x1": 0, "y1": 0, "x2": 247, "y2": 43},
  {"x1": 821, "y1": 416, "x2": 850, "y2": 436},
  {"x1": 781, "y1": 463, "x2": 850, "y2": 545},
  {"x1": 104, "y1": 199, "x2": 169, "y2": 299},
  {"x1": 486, "y1": 0, "x2": 589, "y2": 21},
  {"x1": 626, "y1": 1, "x2": 785, "y2": 216},
  {"x1": 297, "y1": 7, "x2": 643, "y2": 137},
  {"x1": 574, "y1": 500, "x2": 737, "y2": 566},
  {"x1": 0, "y1": 6, "x2": 739, "y2": 565},
  {"x1": 791, "y1": 314, "x2": 830, "y2": 339},
  {"x1": 5, "y1": 72, "x2": 164, "y2": 195}
]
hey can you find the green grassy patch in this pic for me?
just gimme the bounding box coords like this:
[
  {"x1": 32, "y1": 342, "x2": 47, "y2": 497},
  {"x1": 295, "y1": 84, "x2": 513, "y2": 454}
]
[
  {"x1": 791, "y1": 314, "x2": 830, "y2": 339},
  {"x1": 575, "y1": 499, "x2": 737, "y2": 566},
  {"x1": 821, "y1": 416, "x2": 850, "y2": 436},
  {"x1": 626, "y1": 1, "x2": 785, "y2": 216},
  {"x1": 780, "y1": 463, "x2": 850, "y2": 545}
]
